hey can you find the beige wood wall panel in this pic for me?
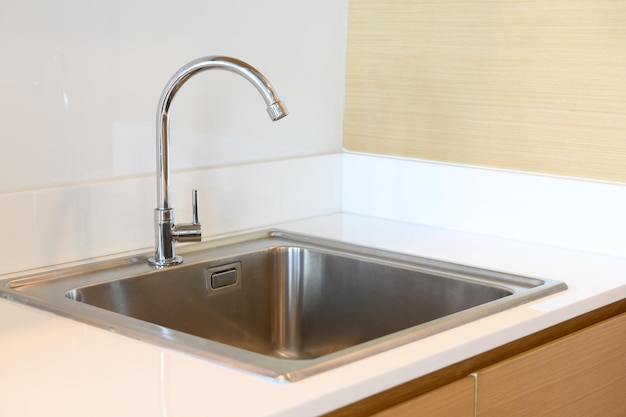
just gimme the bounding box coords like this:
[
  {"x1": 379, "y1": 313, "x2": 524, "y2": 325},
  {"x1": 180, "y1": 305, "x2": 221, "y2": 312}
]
[
  {"x1": 476, "y1": 312, "x2": 626, "y2": 417},
  {"x1": 345, "y1": 0, "x2": 626, "y2": 182},
  {"x1": 372, "y1": 376, "x2": 475, "y2": 417}
]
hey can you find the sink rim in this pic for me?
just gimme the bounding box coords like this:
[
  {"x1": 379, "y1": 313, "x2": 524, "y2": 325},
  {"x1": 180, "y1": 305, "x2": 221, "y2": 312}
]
[{"x1": 0, "y1": 230, "x2": 568, "y2": 382}]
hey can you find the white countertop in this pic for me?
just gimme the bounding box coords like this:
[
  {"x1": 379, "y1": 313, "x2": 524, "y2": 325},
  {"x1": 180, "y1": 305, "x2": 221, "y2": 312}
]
[{"x1": 2, "y1": 213, "x2": 625, "y2": 417}]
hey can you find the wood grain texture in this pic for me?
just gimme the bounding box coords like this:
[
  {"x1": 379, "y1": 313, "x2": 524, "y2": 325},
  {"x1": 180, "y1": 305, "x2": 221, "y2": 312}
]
[
  {"x1": 345, "y1": 0, "x2": 626, "y2": 182},
  {"x1": 476, "y1": 312, "x2": 626, "y2": 417},
  {"x1": 372, "y1": 376, "x2": 474, "y2": 417},
  {"x1": 324, "y1": 298, "x2": 626, "y2": 417}
]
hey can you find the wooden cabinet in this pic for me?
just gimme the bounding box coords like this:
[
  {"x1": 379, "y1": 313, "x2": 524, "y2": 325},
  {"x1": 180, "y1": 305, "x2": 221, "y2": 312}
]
[
  {"x1": 476, "y1": 312, "x2": 626, "y2": 417},
  {"x1": 326, "y1": 302, "x2": 626, "y2": 417},
  {"x1": 372, "y1": 376, "x2": 474, "y2": 417}
]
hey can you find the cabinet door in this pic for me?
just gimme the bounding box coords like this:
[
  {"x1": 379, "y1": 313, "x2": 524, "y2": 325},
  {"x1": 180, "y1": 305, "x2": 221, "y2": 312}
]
[
  {"x1": 373, "y1": 376, "x2": 474, "y2": 417},
  {"x1": 477, "y1": 312, "x2": 626, "y2": 417}
]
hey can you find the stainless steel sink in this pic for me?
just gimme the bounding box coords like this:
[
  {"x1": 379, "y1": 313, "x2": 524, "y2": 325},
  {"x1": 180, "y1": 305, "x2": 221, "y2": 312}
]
[{"x1": 0, "y1": 230, "x2": 566, "y2": 381}]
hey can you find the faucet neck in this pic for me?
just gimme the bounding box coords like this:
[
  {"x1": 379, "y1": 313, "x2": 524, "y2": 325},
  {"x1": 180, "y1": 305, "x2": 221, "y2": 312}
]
[{"x1": 155, "y1": 56, "x2": 287, "y2": 211}]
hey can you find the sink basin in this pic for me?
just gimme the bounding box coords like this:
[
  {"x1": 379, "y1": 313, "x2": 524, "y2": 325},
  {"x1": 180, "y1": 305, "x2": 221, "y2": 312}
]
[{"x1": 0, "y1": 230, "x2": 566, "y2": 381}]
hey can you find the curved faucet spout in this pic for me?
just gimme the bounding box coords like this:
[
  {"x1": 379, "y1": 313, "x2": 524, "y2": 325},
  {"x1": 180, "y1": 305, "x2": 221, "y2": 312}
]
[
  {"x1": 156, "y1": 55, "x2": 288, "y2": 211},
  {"x1": 150, "y1": 56, "x2": 288, "y2": 267}
]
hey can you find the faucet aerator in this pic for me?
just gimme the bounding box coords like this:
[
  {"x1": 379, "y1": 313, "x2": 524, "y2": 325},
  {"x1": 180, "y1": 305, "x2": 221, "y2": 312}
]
[{"x1": 267, "y1": 101, "x2": 289, "y2": 121}]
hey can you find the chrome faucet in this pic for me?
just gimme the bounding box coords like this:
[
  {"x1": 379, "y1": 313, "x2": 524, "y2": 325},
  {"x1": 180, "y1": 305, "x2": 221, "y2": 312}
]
[{"x1": 149, "y1": 56, "x2": 288, "y2": 267}]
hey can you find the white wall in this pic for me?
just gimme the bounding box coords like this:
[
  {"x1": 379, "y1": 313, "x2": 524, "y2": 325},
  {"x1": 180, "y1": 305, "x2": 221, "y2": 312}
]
[
  {"x1": 343, "y1": 153, "x2": 626, "y2": 258},
  {"x1": 0, "y1": 0, "x2": 347, "y2": 274}
]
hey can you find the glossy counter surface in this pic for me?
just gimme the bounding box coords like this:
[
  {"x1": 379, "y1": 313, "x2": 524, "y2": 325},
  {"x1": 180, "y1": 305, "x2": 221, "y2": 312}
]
[{"x1": 2, "y1": 214, "x2": 625, "y2": 416}]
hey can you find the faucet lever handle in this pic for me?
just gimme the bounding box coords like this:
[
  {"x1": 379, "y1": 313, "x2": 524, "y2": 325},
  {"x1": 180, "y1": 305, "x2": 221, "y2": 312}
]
[
  {"x1": 170, "y1": 189, "x2": 202, "y2": 243},
  {"x1": 192, "y1": 189, "x2": 199, "y2": 225}
]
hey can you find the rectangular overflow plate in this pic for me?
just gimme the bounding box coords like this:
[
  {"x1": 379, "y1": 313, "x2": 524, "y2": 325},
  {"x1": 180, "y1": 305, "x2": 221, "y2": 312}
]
[{"x1": 205, "y1": 262, "x2": 241, "y2": 293}]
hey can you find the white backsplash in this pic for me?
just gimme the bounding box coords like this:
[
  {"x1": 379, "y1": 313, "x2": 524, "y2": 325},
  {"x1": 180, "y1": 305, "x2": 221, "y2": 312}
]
[
  {"x1": 343, "y1": 153, "x2": 626, "y2": 259},
  {"x1": 0, "y1": 0, "x2": 347, "y2": 273},
  {"x1": 0, "y1": 0, "x2": 346, "y2": 192},
  {"x1": 0, "y1": 154, "x2": 343, "y2": 274}
]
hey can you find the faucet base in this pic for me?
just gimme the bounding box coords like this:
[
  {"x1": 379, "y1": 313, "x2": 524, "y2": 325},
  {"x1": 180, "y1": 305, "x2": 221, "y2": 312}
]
[
  {"x1": 152, "y1": 208, "x2": 182, "y2": 268},
  {"x1": 148, "y1": 256, "x2": 183, "y2": 268}
]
